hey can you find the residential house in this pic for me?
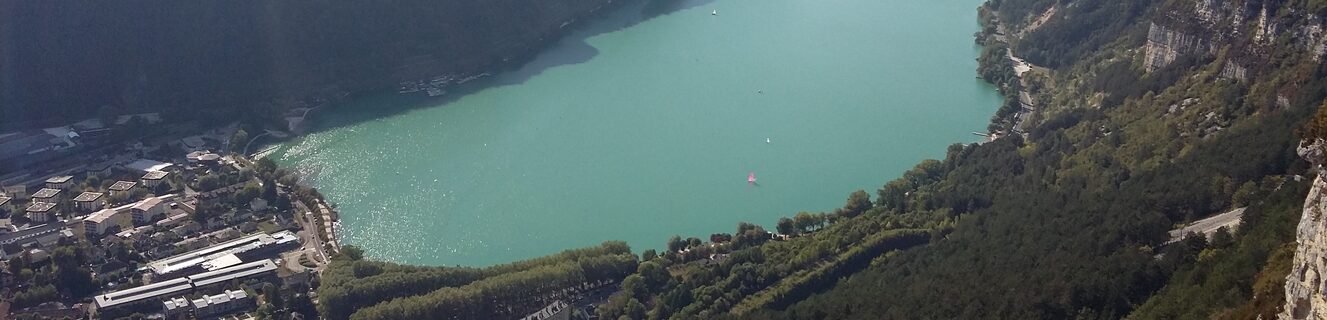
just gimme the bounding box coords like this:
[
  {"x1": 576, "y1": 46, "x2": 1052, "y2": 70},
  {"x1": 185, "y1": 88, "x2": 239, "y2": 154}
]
[
  {"x1": 114, "y1": 225, "x2": 154, "y2": 244},
  {"x1": 94, "y1": 259, "x2": 128, "y2": 283},
  {"x1": 44, "y1": 176, "x2": 74, "y2": 190},
  {"x1": 108, "y1": 181, "x2": 137, "y2": 198},
  {"x1": 27, "y1": 248, "x2": 50, "y2": 264},
  {"x1": 180, "y1": 136, "x2": 207, "y2": 151},
  {"x1": 191, "y1": 289, "x2": 253, "y2": 318},
  {"x1": 85, "y1": 162, "x2": 113, "y2": 178},
  {"x1": 73, "y1": 192, "x2": 106, "y2": 212},
  {"x1": 31, "y1": 188, "x2": 62, "y2": 204},
  {"x1": 277, "y1": 266, "x2": 311, "y2": 291},
  {"x1": 0, "y1": 196, "x2": 11, "y2": 216},
  {"x1": 195, "y1": 182, "x2": 246, "y2": 207},
  {"x1": 141, "y1": 171, "x2": 169, "y2": 189},
  {"x1": 0, "y1": 219, "x2": 13, "y2": 236},
  {"x1": 84, "y1": 209, "x2": 121, "y2": 238},
  {"x1": 171, "y1": 221, "x2": 202, "y2": 238},
  {"x1": 187, "y1": 151, "x2": 222, "y2": 165},
  {"x1": 155, "y1": 213, "x2": 190, "y2": 229},
  {"x1": 162, "y1": 297, "x2": 191, "y2": 320},
  {"x1": 131, "y1": 197, "x2": 165, "y2": 224},
  {"x1": 26, "y1": 202, "x2": 57, "y2": 223},
  {"x1": 124, "y1": 159, "x2": 173, "y2": 173},
  {"x1": 2, "y1": 185, "x2": 26, "y2": 200},
  {"x1": 249, "y1": 198, "x2": 268, "y2": 212}
]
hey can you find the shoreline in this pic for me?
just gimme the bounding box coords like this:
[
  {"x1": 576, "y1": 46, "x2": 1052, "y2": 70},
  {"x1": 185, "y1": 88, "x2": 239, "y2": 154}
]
[{"x1": 251, "y1": 0, "x2": 638, "y2": 260}]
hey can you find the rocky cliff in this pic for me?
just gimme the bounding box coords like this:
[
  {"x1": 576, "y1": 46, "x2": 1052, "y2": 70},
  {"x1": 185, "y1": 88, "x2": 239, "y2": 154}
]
[
  {"x1": 1283, "y1": 140, "x2": 1327, "y2": 319},
  {"x1": 1143, "y1": 0, "x2": 1327, "y2": 74}
]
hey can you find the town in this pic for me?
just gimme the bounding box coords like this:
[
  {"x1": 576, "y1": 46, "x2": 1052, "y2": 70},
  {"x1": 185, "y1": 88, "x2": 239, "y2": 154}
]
[{"x1": 0, "y1": 113, "x2": 339, "y2": 319}]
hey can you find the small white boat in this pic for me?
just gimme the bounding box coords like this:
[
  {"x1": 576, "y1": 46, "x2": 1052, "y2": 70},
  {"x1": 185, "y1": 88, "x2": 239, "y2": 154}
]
[
  {"x1": 712, "y1": 10, "x2": 718, "y2": 16},
  {"x1": 766, "y1": 138, "x2": 771, "y2": 143}
]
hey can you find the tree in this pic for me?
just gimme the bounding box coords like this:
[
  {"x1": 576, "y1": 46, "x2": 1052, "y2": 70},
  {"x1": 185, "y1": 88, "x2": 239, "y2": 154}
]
[
  {"x1": 198, "y1": 174, "x2": 221, "y2": 191},
  {"x1": 734, "y1": 222, "x2": 769, "y2": 249},
  {"x1": 235, "y1": 182, "x2": 263, "y2": 207},
  {"x1": 667, "y1": 235, "x2": 686, "y2": 253},
  {"x1": 638, "y1": 261, "x2": 668, "y2": 291},
  {"x1": 7, "y1": 255, "x2": 24, "y2": 276},
  {"x1": 262, "y1": 178, "x2": 279, "y2": 202},
  {"x1": 263, "y1": 283, "x2": 284, "y2": 309},
  {"x1": 278, "y1": 173, "x2": 300, "y2": 186},
  {"x1": 843, "y1": 190, "x2": 872, "y2": 217},
  {"x1": 50, "y1": 246, "x2": 95, "y2": 297},
  {"x1": 129, "y1": 188, "x2": 149, "y2": 202},
  {"x1": 777, "y1": 217, "x2": 795, "y2": 235},
  {"x1": 333, "y1": 245, "x2": 364, "y2": 261},
  {"x1": 192, "y1": 204, "x2": 216, "y2": 223},
  {"x1": 793, "y1": 212, "x2": 817, "y2": 233},
  {"x1": 255, "y1": 158, "x2": 279, "y2": 179},
  {"x1": 878, "y1": 179, "x2": 912, "y2": 211},
  {"x1": 622, "y1": 274, "x2": 647, "y2": 299},
  {"x1": 625, "y1": 298, "x2": 647, "y2": 320},
  {"x1": 686, "y1": 237, "x2": 702, "y2": 248},
  {"x1": 1210, "y1": 227, "x2": 1235, "y2": 249},
  {"x1": 642, "y1": 249, "x2": 658, "y2": 262},
  {"x1": 1232, "y1": 181, "x2": 1258, "y2": 207},
  {"x1": 230, "y1": 129, "x2": 249, "y2": 153},
  {"x1": 274, "y1": 196, "x2": 293, "y2": 212},
  {"x1": 710, "y1": 233, "x2": 732, "y2": 243}
]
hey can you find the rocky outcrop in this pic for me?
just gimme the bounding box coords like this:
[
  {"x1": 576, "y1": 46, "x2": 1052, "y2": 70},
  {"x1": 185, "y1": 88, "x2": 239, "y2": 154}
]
[
  {"x1": 1220, "y1": 61, "x2": 1249, "y2": 81},
  {"x1": 1143, "y1": 22, "x2": 1214, "y2": 72},
  {"x1": 1281, "y1": 139, "x2": 1327, "y2": 320}
]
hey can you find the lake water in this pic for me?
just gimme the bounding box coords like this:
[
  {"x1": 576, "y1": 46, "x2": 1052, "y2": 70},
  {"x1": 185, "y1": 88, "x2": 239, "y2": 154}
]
[{"x1": 274, "y1": 0, "x2": 1000, "y2": 266}]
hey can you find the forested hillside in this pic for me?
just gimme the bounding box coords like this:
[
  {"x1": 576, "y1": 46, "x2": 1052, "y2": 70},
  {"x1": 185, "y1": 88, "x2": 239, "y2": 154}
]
[
  {"x1": 0, "y1": 0, "x2": 616, "y2": 129},
  {"x1": 311, "y1": 0, "x2": 1327, "y2": 319},
  {"x1": 767, "y1": 0, "x2": 1327, "y2": 318},
  {"x1": 317, "y1": 242, "x2": 636, "y2": 320}
]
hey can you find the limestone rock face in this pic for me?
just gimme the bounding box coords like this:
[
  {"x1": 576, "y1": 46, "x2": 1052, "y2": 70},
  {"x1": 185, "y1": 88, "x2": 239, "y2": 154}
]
[
  {"x1": 1281, "y1": 140, "x2": 1327, "y2": 320},
  {"x1": 1143, "y1": 22, "x2": 1211, "y2": 72}
]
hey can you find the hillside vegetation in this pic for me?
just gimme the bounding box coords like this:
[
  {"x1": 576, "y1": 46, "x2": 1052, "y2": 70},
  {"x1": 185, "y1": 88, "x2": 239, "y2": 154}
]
[{"x1": 0, "y1": 0, "x2": 615, "y2": 129}]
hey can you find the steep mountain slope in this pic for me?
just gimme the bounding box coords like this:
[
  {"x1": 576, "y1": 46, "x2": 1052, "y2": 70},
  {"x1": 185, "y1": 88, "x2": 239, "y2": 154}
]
[
  {"x1": 1277, "y1": 140, "x2": 1327, "y2": 320},
  {"x1": 0, "y1": 0, "x2": 617, "y2": 128},
  {"x1": 763, "y1": 0, "x2": 1327, "y2": 318}
]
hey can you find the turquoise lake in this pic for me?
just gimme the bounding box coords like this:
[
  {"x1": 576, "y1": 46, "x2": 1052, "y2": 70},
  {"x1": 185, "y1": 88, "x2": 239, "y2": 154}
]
[{"x1": 274, "y1": 0, "x2": 1001, "y2": 266}]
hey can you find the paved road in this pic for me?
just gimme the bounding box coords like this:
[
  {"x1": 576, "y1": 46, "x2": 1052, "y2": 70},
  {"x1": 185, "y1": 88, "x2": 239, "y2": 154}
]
[
  {"x1": 288, "y1": 189, "x2": 329, "y2": 271},
  {"x1": 1166, "y1": 207, "x2": 1247, "y2": 244}
]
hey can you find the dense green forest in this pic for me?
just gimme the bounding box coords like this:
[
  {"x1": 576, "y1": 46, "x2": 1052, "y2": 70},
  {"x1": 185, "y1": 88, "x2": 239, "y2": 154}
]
[
  {"x1": 312, "y1": 0, "x2": 1327, "y2": 319},
  {"x1": 0, "y1": 0, "x2": 617, "y2": 129},
  {"x1": 317, "y1": 241, "x2": 637, "y2": 320}
]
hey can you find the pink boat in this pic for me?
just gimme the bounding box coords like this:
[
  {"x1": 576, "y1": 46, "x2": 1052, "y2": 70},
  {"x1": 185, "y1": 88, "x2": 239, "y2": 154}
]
[{"x1": 748, "y1": 172, "x2": 757, "y2": 184}]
